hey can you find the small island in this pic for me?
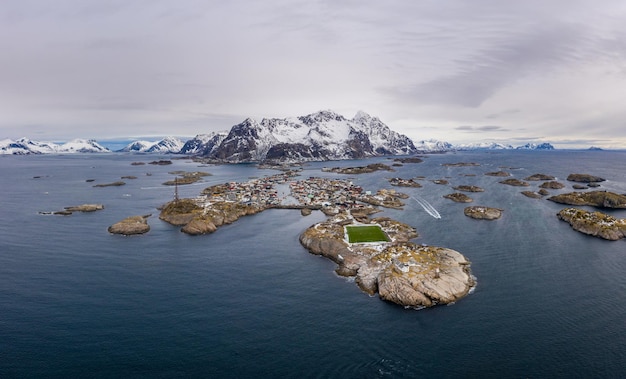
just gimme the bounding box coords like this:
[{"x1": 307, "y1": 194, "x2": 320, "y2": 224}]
[
  {"x1": 499, "y1": 178, "x2": 529, "y2": 187},
  {"x1": 525, "y1": 173, "x2": 556, "y2": 181},
  {"x1": 444, "y1": 193, "x2": 473, "y2": 203},
  {"x1": 539, "y1": 181, "x2": 565, "y2": 189},
  {"x1": 464, "y1": 206, "x2": 503, "y2": 220},
  {"x1": 321, "y1": 163, "x2": 394, "y2": 174},
  {"x1": 453, "y1": 185, "x2": 485, "y2": 193},
  {"x1": 388, "y1": 177, "x2": 422, "y2": 188},
  {"x1": 485, "y1": 171, "x2": 510, "y2": 177},
  {"x1": 548, "y1": 191, "x2": 626, "y2": 208},
  {"x1": 557, "y1": 208, "x2": 626, "y2": 240},
  {"x1": 108, "y1": 215, "x2": 151, "y2": 235},
  {"x1": 567, "y1": 173, "x2": 606, "y2": 183}
]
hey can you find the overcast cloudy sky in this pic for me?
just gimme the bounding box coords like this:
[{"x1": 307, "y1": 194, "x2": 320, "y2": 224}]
[{"x1": 2, "y1": 0, "x2": 626, "y2": 147}]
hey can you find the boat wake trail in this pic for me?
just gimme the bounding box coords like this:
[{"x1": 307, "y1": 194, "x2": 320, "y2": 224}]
[{"x1": 411, "y1": 196, "x2": 441, "y2": 219}]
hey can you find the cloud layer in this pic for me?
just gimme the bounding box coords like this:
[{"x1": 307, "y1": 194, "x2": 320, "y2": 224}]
[{"x1": 1, "y1": 0, "x2": 625, "y2": 147}]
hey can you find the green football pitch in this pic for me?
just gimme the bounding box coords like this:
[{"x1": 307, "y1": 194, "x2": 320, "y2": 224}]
[{"x1": 345, "y1": 225, "x2": 390, "y2": 243}]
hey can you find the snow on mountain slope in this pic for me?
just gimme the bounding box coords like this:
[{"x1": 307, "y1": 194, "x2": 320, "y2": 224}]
[
  {"x1": 145, "y1": 136, "x2": 184, "y2": 153},
  {"x1": 180, "y1": 132, "x2": 228, "y2": 155},
  {"x1": 204, "y1": 110, "x2": 418, "y2": 162},
  {"x1": 0, "y1": 138, "x2": 110, "y2": 154},
  {"x1": 414, "y1": 139, "x2": 455, "y2": 152},
  {"x1": 118, "y1": 140, "x2": 154, "y2": 152},
  {"x1": 59, "y1": 139, "x2": 110, "y2": 153},
  {"x1": 118, "y1": 137, "x2": 185, "y2": 153}
]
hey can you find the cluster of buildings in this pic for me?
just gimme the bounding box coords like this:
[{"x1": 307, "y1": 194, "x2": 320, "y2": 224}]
[
  {"x1": 200, "y1": 174, "x2": 371, "y2": 211},
  {"x1": 288, "y1": 177, "x2": 365, "y2": 208},
  {"x1": 202, "y1": 172, "x2": 298, "y2": 206}
]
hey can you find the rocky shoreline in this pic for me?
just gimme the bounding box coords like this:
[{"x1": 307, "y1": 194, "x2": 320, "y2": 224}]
[
  {"x1": 155, "y1": 173, "x2": 476, "y2": 308},
  {"x1": 557, "y1": 208, "x2": 626, "y2": 240},
  {"x1": 299, "y1": 211, "x2": 475, "y2": 308}
]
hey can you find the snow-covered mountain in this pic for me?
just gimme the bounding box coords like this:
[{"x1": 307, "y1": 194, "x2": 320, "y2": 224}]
[
  {"x1": 515, "y1": 142, "x2": 555, "y2": 150},
  {"x1": 203, "y1": 110, "x2": 417, "y2": 162},
  {"x1": 456, "y1": 142, "x2": 514, "y2": 150},
  {"x1": 180, "y1": 132, "x2": 228, "y2": 155},
  {"x1": 0, "y1": 138, "x2": 110, "y2": 155},
  {"x1": 414, "y1": 139, "x2": 455, "y2": 152},
  {"x1": 117, "y1": 136, "x2": 185, "y2": 153},
  {"x1": 117, "y1": 140, "x2": 153, "y2": 153},
  {"x1": 455, "y1": 142, "x2": 556, "y2": 150}
]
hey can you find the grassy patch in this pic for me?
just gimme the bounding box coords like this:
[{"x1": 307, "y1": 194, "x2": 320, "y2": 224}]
[{"x1": 346, "y1": 225, "x2": 390, "y2": 243}]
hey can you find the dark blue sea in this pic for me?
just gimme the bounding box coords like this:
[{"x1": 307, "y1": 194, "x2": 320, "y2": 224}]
[{"x1": 1, "y1": 151, "x2": 625, "y2": 378}]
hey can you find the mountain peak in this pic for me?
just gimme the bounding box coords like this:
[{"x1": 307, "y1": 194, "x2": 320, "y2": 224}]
[
  {"x1": 353, "y1": 110, "x2": 372, "y2": 122},
  {"x1": 298, "y1": 110, "x2": 346, "y2": 126}
]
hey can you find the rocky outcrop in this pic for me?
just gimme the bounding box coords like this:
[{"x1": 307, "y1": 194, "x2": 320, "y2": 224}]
[
  {"x1": 557, "y1": 208, "x2": 626, "y2": 240},
  {"x1": 108, "y1": 215, "x2": 151, "y2": 235},
  {"x1": 159, "y1": 198, "x2": 265, "y2": 235},
  {"x1": 539, "y1": 181, "x2": 565, "y2": 189},
  {"x1": 322, "y1": 163, "x2": 394, "y2": 174},
  {"x1": 567, "y1": 174, "x2": 606, "y2": 183},
  {"x1": 358, "y1": 189, "x2": 406, "y2": 209},
  {"x1": 375, "y1": 244, "x2": 475, "y2": 307},
  {"x1": 485, "y1": 171, "x2": 510, "y2": 177},
  {"x1": 388, "y1": 178, "x2": 422, "y2": 188},
  {"x1": 499, "y1": 178, "x2": 529, "y2": 187},
  {"x1": 525, "y1": 173, "x2": 556, "y2": 181},
  {"x1": 442, "y1": 162, "x2": 480, "y2": 167},
  {"x1": 162, "y1": 171, "x2": 211, "y2": 186},
  {"x1": 40, "y1": 203, "x2": 105, "y2": 216},
  {"x1": 299, "y1": 213, "x2": 475, "y2": 308},
  {"x1": 93, "y1": 181, "x2": 125, "y2": 187},
  {"x1": 453, "y1": 185, "x2": 484, "y2": 193},
  {"x1": 521, "y1": 191, "x2": 543, "y2": 199},
  {"x1": 64, "y1": 204, "x2": 105, "y2": 212},
  {"x1": 394, "y1": 157, "x2": 424, "y2": 164},
  {"x1": 547, "y1": 191, "x2": 626, "y2": 209},
  {"x1": 444, "y1": 193, "x2": 473, "y2": 203},
  {"x1": 464, "y1": 206, "x2": 503, "y2": 220}
]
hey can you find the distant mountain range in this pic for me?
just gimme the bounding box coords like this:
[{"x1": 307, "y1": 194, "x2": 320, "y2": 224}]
[
  {"x1": 0, "y1": 138, "x2": 110, "y2": 155},
  {"x1": 1, "y1": 110, "x2": 559, "y2": 159}
]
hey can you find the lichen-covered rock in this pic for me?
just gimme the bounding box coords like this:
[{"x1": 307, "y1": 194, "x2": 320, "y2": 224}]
[
  {"x1": 521, "y1": 191, "x2": 543, "y2": 199},
  {"x1": 444, "y1": 193, "x2": 473, "y2": 203},
  {"x1": 159, "y1": 198, "x2": 265, "y2": 234},
  {"x1": 539, "y1": 181, "x2": 565, "y2": 189},
  {"x1": 388, "y1": 177, "x2": 422, "y2": 188},
  {"x1": 525, "y1": 173, "x2": 556, "y2": 181},
  {"x1": 93, "y1": 181, "x2": 126, "y2": 187},
  {"x1": 159, "y1": 199, "x2": 203, "y2": 226},
  {"x1": 453, "y1": 185, "x2": 484, "y2": 193},
  {"x1": 499, "y1": 178, "x2": 529, "y2": 187},
  {"x1": 358, "y1": 189, "x2": 406, "y2": 209},
  {"x1": 464, "y1": 206, "x2": 503, "y2": 220},
  {"x1": 557, "y1": 208, "x2": 626, "y2": 240},
  {"x1": 181, "y1": 217, "x2": 218, "y2": 235},
  {"x1": 567, "y1": 173, "x2": 606, "y2": 183},
  {"x1": 485, "y1": 171, "x2": 510, "y2": 177},
  {"x1": 64, "y1": 204, "x2": 105, "y2": 212},
  {"x1": 375, "y1": 244, "x2": 474, "y2": 307},
  {"x1": 548, "y1": 191, "x2": 626, "y2": 209},
  {"x1": 108, "y1": 215, "x2": 150, "y2": 235}
]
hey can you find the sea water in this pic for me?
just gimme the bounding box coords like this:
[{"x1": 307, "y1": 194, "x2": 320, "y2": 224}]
[{"x1": 1, "y1": 151, "x2": 625, "y2": 377}]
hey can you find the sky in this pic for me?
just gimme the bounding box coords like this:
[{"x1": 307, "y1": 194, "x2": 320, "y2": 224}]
[{"x1": 1, "y1": 0, "x2": 626, "y2": 148}]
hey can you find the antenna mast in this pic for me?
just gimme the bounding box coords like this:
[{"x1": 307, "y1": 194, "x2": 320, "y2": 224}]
[{"x1": 174, "y1": 177, "x2": 179, "y2": 202}]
